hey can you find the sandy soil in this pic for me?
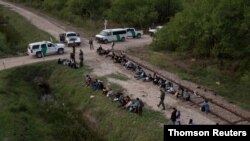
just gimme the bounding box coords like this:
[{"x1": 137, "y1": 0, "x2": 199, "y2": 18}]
[{"x1": 0, "y1": 0, "x2": 217, "y2": 124}]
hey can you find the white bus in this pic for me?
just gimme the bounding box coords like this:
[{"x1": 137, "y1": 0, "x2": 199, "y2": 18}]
[{"x1": 95, "y1": 28, "x2": 127, "y2": 44}]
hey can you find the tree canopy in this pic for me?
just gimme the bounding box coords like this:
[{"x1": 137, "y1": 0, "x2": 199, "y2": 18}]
[
  {"x1": 152, "y1": 0, "x2": 250, "y2": 67},
  {"x1": 10, "y1": 0, "x2": 182, "y2": 27}
]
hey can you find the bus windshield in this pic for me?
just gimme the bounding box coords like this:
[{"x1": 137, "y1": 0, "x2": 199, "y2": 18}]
[{"x1": 99, "y1": 31, "x2": 110, "y2": 36}]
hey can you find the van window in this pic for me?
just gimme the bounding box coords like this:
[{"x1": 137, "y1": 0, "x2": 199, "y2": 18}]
[
  {"x1": 48, "y1": 43, "x2": 54, "y2": 47},
  {"x1": 127, "y1": 29, "x2": 133, "y2": 32},
  {"x1": 32, "y1": 45, "x2": 39, "y2": 50},
  {"x1": 41, "y1": 44, "x2": 47, "y2": 49},
  {"x1": 113, "y1": 30, "x2": 126, "y2": 35}
]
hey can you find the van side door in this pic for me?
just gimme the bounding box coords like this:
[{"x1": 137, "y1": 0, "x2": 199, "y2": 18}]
[{"x1": 107, "y1": 31, "x2": 113, "y2": 42}]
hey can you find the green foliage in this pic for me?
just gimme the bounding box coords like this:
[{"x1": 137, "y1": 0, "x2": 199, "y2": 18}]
[
  {"x1": 10, "y1": 0, "x2": 182, "y2": 27},
  {"x1": 152, "y1": 0, "x2": 250, "y2": 69}
]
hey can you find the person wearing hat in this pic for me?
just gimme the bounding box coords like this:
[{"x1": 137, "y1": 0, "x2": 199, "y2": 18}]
[{"x1": 157, "y1": 89, "x2": 166, "y2": 110}]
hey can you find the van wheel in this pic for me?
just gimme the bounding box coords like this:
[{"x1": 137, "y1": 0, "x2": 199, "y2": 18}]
[
  {"x1": 137, "y1": 34, "x2": 141, "y2": 38},
  {"x1": 104, "y1": 39, "x2": 108, "y2": 44},
  {"x1": 58, "y1": 49, "x2": 64, "y2": 54},
  {"x1": 121, "y1": 37, "x2": 125, "y2": 41},
  {"x1": 36, "y1": 52, "x2": 42, "y2": 58}
]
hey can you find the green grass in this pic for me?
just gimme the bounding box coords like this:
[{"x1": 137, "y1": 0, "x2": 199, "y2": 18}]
[
  {"x1": 128, "y1": 47, "x2": 250, "y2": 111},
  {"x1": 0, "y1": 5, "x2": 56, "y2": 58},
  {"x1": 0, "y1": 61, "x2": 166, "y2": 141}
]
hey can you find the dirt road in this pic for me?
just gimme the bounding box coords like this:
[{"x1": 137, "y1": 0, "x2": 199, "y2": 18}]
[{"x1": 0, "y1": 0, "x2": 216, "y2": 124}]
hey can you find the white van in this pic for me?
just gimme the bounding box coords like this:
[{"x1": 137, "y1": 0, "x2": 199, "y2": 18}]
[{"x1": 95, "y1": 28, "x2": 127, "y2": 44}]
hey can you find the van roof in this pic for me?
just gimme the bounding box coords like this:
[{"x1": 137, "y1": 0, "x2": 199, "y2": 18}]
[{"x1": 103, "y1": 28, "x2": 126, "y2": 32}]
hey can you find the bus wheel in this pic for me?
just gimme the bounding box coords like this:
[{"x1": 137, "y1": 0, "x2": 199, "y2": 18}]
[
  {"x1": 104, "y1": 39, "x2": 108, "y2": 44},
  {"x1": 121, "y1": 37, "x2": 125, "y2": 41}
]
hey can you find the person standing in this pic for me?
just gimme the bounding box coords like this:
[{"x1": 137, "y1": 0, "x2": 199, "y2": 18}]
[
  {"x1": 157, "y1": 89, "x2": 166, "y2": 110},
  {"x1": 175, "y1": 111, "x2": 181, "y2": 125},
  {"x1": 188, "y1": 119, "x2": 193, "y2": 125},
  {"x1": 71, "y1": 42, "x2": 76, "y2": 68},
  {"x1": 89, "y1": 38, "x2": 94, "y2": 50},
  {"x1": 79, "y1": 49, "x2": 84, "y2": 67},
  {"x1": 170, "y1": 108, "x2": 177, "y2": 125},
  {"x1": 111, "y1": 41, "x2": 115, "y2": 50}
]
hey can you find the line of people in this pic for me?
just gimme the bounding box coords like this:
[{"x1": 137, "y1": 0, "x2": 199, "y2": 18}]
[
  {"x1": 96, "y1": 47, "x2": 211, "y2": 123},
  {"x1": 84, "y1": 74, "x2": 144, "y2": 115},
  {"x1": 96, "y1": 47, "x2": 192, "y2": 100}
]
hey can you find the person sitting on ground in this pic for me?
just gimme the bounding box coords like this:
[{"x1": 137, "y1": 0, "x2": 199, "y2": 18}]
[
  {"x1": 97, "y1": 80, "x2": 104, "y2": 90},
  {"x1": 183, "y1": 89, "x2": 191, "y2": 101},
  {"x1": 153, "y1": 76, "x2": 159, "y2": 85},
  {"x1": 178, "y1": 86, "x2": 184, "y2": 97},
  {"x1": 103, "y1": 86, "x2": 111, "y2": 95},
  {"x1": 135, "y1": 67, "x2": 142, "y2": 76},
  {"x1": 129, "y1": 98, "x2": 141, "y2": 113},
  {"x1": 123, "y1": 96, "x2": 131, "y2": 106},
  {"x1": 114, "y1": 56, "x2": 122, "y2": 63},
  {"x1": 136, "y1": 70, "x2": 147, "y2": 80},
  {"x1": 113, "y1": 92, "x2": 123, "y2": 101},
  {"x1": 167, "y1": 86, "x2": 176, "y2": 94},
  {"x1": 159, "y1": 79, "x2": 166, "y2": 89},
  {"x1": 144, "y1": 73, "x2": 153, "y2": 82},
  {"x1": 175, "y1": 85, "x2": 184, "y2": 98},
  {"x1": 106, "y1": 89, "x2": 114, "y2": 97},
  {"x1": 117, "y1": 94, "x2": 125, "y2": 107},
  {"x1": 126, "y1": 61, "x2": 136, "y2": 70},
  {"x1": 97, "y1": 45, "x2": 103, "y2": 54},
  {"x1": 201, "y1": 99, "x2": 210, "y2": 113},
  {"x1": 153, "y1": 72, "x2": 157, "y2": 79},
  {"x1": 120, "y1": 58, "x2": 127, "y2": 66},
  {"x1": 125, "y1": 99, "x2": 134, "y2": 110},
  {"x1": 92, "y1": 79, "x2": 99, "y2": 91},
  {"x1": 58, "y1": 58, "x2": 63, "y2": 64},
  {"x1": 165, "y1": 81, "x2": 173, "y2": 90},
  {"x1": 121, "y1": 51, "x2": 126, "y2": 58},
  {"x1": 106, "y1": 50, "x2": 114, "y2": 58},
  {"x1": 85, "y1": 75, "x2": 92, "y2": 87}
]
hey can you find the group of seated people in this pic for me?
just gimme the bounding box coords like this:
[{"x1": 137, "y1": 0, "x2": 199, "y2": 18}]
[
  {"x1": 85, "y1": 74, "x2": 144, "y2": 115},
  {"x1": 58, "y1": 58, "x2": 80, "y2": 69},
  {"x1": 85, "y1": 75, "x2": 104, "y2": 91},
  {"x1": 96, "y1": 47, "x2": 210, "y2": 113},
  {"x1": 96, "y1": 46, "x2": 139, "y2": 71}
]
